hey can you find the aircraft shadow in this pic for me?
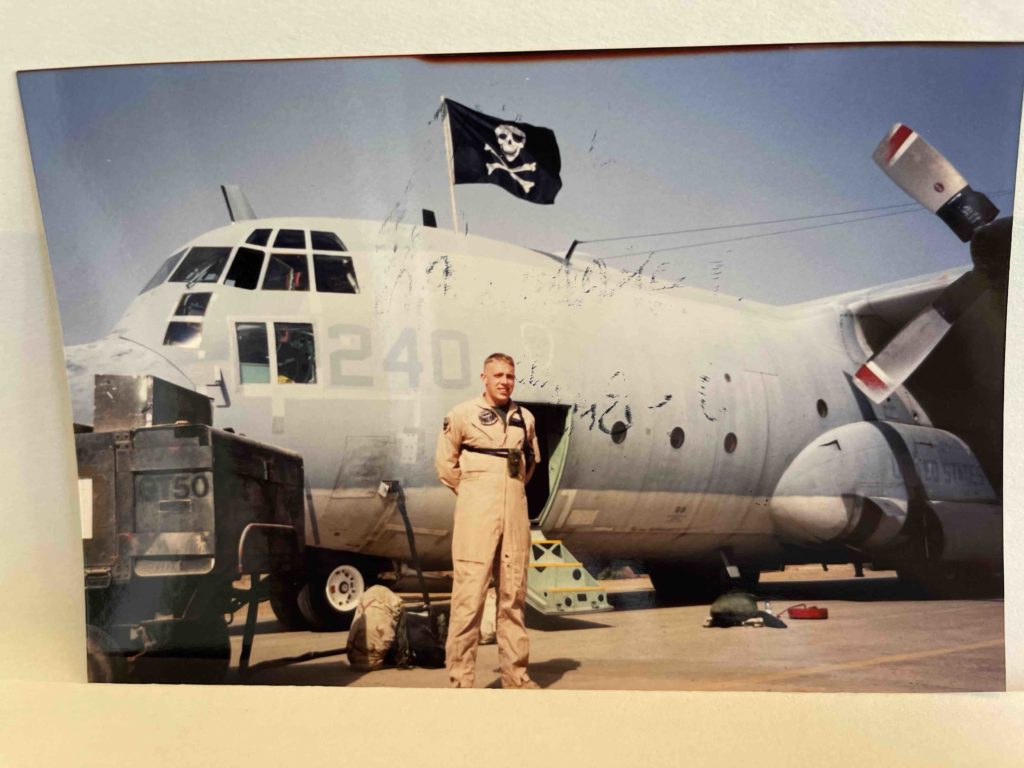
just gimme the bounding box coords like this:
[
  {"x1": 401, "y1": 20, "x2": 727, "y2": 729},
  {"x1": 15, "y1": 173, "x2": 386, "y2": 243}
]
[
  {"x1": 752, "y1": 576, "x2": 983, "y2": 603},
  {"x1": 526, "y1": 612, "x2": 612, "y2": 632}
]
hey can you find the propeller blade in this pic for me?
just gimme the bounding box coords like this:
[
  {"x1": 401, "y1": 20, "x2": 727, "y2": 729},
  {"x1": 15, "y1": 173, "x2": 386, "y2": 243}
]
[
  {"x1": 853, "y1": 271, "x2": 988, "y2": 402},
  {"x1": 872, "y1": 123, "x2": 998, "y2": 241}
]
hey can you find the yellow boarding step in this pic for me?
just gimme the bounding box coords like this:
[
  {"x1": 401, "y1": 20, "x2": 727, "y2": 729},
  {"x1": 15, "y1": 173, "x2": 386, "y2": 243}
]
[{"x1": 529, "y1": 562, "x2": 582, "y2": 568}]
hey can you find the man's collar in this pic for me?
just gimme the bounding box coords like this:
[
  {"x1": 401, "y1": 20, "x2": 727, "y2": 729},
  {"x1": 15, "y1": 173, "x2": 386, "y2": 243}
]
[{"x1": 476, "y1": 395, "x2": 516, "y2": 412}]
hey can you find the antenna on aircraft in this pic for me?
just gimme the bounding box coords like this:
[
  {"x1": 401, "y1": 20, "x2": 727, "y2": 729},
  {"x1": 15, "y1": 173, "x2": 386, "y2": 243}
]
[
  {"x1": 221, "y1": 184, "x2": 257, "y2": 222},
  {"x1": 853, "y1": 124, "x2": 1009, "y2": 404}
]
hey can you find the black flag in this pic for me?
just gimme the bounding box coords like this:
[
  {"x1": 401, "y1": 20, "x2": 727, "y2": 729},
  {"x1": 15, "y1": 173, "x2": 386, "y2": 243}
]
[{"x1": 445, "y1": 99, "x2": 562, "y2": 205}]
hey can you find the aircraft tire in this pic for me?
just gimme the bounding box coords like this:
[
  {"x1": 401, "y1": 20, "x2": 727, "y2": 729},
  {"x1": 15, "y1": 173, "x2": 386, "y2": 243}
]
[
  {"x1": 86, "y1": 624, "x2": 126, "y2": 683},
  {"x1": 298, "y1": 559, "x2": 380, "y2": 632},
  {"x1": 646, "y1": 564, "x2": 726, "y2": 606},
  {"x1": 268, "y1": 574, "x2": 309, "y2": 631}
]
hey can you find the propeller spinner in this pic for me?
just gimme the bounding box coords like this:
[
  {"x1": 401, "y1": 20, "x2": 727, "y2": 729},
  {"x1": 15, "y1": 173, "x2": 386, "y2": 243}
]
[{"x1": 853, "y1": 123, "x2": 1008, "y2": 404}]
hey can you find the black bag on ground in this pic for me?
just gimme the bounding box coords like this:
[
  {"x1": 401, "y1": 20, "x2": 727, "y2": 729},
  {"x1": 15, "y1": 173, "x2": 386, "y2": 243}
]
[
  {"x1": 707, "y1": 591, "x2": 760, "y2": 627},
  {"x1": 393, "y1": 607, "x2": 447, "y2": 669}
]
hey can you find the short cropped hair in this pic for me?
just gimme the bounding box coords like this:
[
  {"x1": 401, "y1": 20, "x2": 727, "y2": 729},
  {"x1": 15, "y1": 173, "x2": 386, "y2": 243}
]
[{"x1": 483, "y1": 352, "x2": 515, "y2": 369}]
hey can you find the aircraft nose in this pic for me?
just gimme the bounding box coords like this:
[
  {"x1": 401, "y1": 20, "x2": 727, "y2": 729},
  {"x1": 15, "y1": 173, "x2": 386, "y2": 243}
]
[{"x1": 64, "y1": 335, "x2": 197, "y2": 426}]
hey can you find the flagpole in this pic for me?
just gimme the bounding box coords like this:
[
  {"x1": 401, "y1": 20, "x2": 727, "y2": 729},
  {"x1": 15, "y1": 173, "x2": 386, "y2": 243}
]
[{"x1": 440, "y1": 95, "x2": 460, "y2": 234}]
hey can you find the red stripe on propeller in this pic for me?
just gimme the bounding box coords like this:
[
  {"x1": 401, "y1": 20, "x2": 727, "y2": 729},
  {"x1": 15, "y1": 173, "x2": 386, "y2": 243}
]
[
  {"x1": 885, "y1": 124, "x2": 913, "y2": 163},
  {"x1": 855, "y1": 364, "x2": 887, "y2": 392}
]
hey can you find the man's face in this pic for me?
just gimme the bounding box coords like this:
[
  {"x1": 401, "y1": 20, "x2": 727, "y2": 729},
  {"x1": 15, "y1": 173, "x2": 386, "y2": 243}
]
[{"x1": 481, "y1": 359, "x2": 515, "y2": 407}]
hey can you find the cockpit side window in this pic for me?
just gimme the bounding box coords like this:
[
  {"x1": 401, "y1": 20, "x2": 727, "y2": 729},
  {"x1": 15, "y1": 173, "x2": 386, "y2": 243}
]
[
  {"x1": 174, "y1": 292, "x2": 212, "y2": 316},
  {"x1": 311, "y1": 231, "x2": 347, "y2": 251},
  {"x1": 273, "y1": 229, "x2": 306, "y2": 249},
  {"x1": 225, "y1": 247, "x2": 265, "y2": 290},
  {"x1": 313, "y1": 254, "x2": 359, "y2": 294},
  {"x1": 263, "y1": 253, "x2": 310, "y2": 291},
  {"x1": 236, "y1": 323, "x2": 270, "y2": 384},
  {"x1": 140, "y1": 249, "x2": 186, "y2": 294},
  {"x1": 163, "y1": 322, "x2": 203, "y2": 348},
  {"x1": 274, "y1": 322, "x2": 316, "y2": 384},
  {"x1": 169, "y1": 247, "x2": 231, "y2": 286}
]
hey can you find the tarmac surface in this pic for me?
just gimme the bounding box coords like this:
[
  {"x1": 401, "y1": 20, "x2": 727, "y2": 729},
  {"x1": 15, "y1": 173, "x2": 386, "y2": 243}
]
[{"x1": 222, "y1": 565, "x2": 1005, "y2": 692}]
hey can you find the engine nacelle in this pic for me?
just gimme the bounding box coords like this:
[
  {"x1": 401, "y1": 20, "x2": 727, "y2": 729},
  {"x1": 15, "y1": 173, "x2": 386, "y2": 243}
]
[{"x1": 770, "y1": 421, "x2": 1000, "y2": 564}]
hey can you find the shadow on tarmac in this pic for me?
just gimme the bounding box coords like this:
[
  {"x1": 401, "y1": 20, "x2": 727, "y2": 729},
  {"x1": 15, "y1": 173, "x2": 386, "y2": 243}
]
[{"x1": 483, "y1": 658, "x2": 583, "y2": 688}]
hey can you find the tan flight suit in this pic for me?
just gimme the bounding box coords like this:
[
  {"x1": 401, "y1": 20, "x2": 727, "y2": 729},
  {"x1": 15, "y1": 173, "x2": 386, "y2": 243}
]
[{"x1": 435, "y1": 396, "x2": 541, "y2": 688}]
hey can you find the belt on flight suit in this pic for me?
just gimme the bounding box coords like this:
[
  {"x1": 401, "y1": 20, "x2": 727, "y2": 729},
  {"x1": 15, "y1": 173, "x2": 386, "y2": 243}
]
[{"x1": 461, "y1": 444, "x2": 533, "y2": 477}]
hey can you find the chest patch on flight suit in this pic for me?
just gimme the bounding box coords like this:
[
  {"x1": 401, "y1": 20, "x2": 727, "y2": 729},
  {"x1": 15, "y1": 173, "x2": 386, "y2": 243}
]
[{"x1": 478, "y1": 409, "x2": 498, "y2": 427}]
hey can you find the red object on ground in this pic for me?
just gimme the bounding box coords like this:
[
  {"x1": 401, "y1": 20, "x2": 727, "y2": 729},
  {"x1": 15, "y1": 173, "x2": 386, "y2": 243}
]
[{"x1": 786, "y1": 604, "x2": 829, "y2": 620}]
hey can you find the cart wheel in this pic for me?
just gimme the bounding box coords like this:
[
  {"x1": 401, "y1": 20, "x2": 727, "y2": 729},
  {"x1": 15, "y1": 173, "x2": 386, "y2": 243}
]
[
  {"x1": 135, "y1": 616, "x2": 231, "y2": 684},
  {"x1": 269, "y1": 574, "x2": 309, "y2": 631}
]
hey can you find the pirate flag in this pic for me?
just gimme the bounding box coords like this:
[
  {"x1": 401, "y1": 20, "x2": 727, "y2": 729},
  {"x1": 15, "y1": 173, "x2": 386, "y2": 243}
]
[{"x1": 445, "y1": 99, "x2": 562, "y2": 205}]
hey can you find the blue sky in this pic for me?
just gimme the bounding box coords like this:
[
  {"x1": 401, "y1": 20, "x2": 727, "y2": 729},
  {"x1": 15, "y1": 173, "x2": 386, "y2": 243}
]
[{"x1": 18, "y1": 45, "x2": 1024, "y2": 344}]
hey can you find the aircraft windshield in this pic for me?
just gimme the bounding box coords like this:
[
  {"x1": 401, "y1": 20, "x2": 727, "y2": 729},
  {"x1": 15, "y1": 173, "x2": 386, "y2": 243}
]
[
  {"x1": 169, "y1": 247, "x2": 231, "y2": 286},
  {"x1": 224, "y1": 247, "x2": 265, "y2": 290},
  {"x1": 313, "y1": 254, "x2": 358, "y2": 293},
  {"x1": 140, "y1": 249, "x2": 186, "y2": 294},
  {"x1": 311, "y1": 231, "x2": 346, "y2": 251},
  {"x1": 274, "y1": 229, "x2": 306, "y2": 249},
  {"x1": 263, "y1": 253, "x2": 310, "y2": 291}
]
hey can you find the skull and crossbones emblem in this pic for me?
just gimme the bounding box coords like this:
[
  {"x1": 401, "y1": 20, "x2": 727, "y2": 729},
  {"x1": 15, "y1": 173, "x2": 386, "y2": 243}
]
[{"x1": 484, "y1": 124, "x2": 536, "y2": 193}]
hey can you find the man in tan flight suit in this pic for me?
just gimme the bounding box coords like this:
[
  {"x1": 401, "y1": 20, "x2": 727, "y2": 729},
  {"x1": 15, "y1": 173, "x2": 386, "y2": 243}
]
[{"x1": 435, "y1": 353, "x2": 541, "y2": 689}]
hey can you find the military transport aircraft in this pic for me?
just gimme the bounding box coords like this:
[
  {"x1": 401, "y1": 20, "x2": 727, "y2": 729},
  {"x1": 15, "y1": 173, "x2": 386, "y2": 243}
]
[{"x1": 63, "y1": 124, "x2": 1008, "y2": 629}]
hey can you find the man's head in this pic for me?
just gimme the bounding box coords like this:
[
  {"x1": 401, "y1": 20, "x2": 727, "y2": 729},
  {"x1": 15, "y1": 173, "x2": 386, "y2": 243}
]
[{"x1": 481, "y1": 353, "x2": 516, "y2": 407}]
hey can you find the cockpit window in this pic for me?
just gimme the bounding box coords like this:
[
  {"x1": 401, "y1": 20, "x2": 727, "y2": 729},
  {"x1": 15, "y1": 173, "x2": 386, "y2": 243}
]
[
  {"x1": 174, "y1": 293, "x2": 212, "y2": 316},
  {"x1": 140, "y1": 249, "x2": 186, "y2": 294},
  {"x1": 311, "y1": 231, "x2": 347, "y2": 251},
  {"x1": 169, "y1": 247, "x2": 231, "y2": 286},
  {"x1": 246, "y1": 229, "x2": 271, "y2": 247},
  {"x1": 236, "y1": 323, "x2": 270, "y2": 384},
  {"x1": 313, "y1": 254, "x2": 359, "y2": 294},
  {"x1": 273, "y1": 229, "x2": 306, "y2": 249},
  {"x1": 225, "y1": 247, "x2": 265, "y2": 290},
  {"x1": 263, "y1": 253, "x2": 310, "y2": 291},
  {"x1": 163, "y1": 321, "x2": 203, "y2": 348},
  {"x1": 274, "y1": 322, "x2": 316, "y2": 384}
]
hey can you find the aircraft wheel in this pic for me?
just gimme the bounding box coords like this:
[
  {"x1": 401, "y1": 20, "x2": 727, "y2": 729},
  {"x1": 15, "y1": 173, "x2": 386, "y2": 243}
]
[
  {"x1": 86, "y1": 625, "x2": 126, "y2": 683},
  {"x1": 269, "y1": 574, "x2": 309, "y2": 631},
  {"x1": 646, "y1": 564, "x2": 725, "y2": 606},
  {"x1": 298, "y1": 560, "x2": 378, "y2": 632}
]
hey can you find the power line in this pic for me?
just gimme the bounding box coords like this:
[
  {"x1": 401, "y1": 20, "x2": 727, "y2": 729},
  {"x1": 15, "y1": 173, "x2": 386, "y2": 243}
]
[{"x1": 597, "y1": 190, "x2": 1014, "y2": 261}]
